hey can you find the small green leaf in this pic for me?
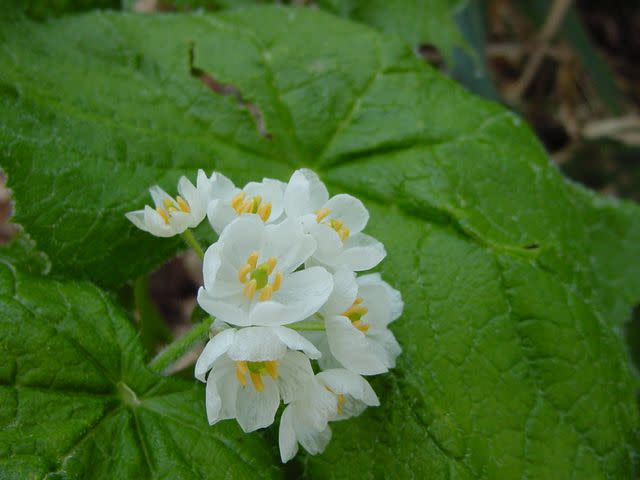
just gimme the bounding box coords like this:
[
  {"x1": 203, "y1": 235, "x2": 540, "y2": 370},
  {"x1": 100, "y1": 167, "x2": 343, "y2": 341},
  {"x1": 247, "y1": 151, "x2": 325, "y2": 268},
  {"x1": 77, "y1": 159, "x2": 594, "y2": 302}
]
[{"x1": 0, "y1": 255, "x2": 281, "y2": 478}]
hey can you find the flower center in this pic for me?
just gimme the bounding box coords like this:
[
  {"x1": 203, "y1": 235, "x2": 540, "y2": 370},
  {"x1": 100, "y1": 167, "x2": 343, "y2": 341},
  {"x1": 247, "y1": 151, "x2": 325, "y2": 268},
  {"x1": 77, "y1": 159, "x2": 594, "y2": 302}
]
[
  {"x1": 342, "y1": 297, "x2": 369, "y2": 332},
  {"x1": 235, "y1": 360, "x2": 279, "y2": 392},
  {"x1": 156, "y1": 196, "x2": 190, "y2": 224},
  {"x1": 237, "y1": 251, "x2": 283, "y2": 301},
  {"x1": 231, "y1": 191, "x2": 272, "y2": 222},
  {"x1": 315, "y1": 208, "x2": 350, "y2": 241}
]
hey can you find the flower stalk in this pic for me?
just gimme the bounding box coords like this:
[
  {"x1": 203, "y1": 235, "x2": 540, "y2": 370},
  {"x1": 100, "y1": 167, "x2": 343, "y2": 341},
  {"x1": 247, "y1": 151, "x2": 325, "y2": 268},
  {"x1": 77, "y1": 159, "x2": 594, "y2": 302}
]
[
  {"x1": 181, "y1": 229, "x2": 205, "y2": 260},
  {"x1": 149, "y1": 316, "x2": 213, "y2": 373}
]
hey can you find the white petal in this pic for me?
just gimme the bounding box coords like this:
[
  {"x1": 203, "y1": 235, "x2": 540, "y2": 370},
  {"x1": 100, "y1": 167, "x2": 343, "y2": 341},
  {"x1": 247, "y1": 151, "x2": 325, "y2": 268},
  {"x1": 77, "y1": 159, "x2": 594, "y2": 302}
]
[
  {"x1": 219, "y1": 216, "x2": 267, "y2": 268},
  {"x1": 335, "y1": 233, "x2": 386, "y2": 271},
  {"x1": 236, "y1": 376, "x2": 280, "y2": 432},
  {"x1": 297, "y1": 422, "x2": 332, "y2": 456},
  {"x1": 262, "y1": 219, "x2": 316, "y2": 272},
  {"x1": 202, "y1": 242, "x2": 243, "y2": 297},
  {"x1": 226, "y1": 327, "x2": 288, "y2": 361},
  {"x1": 357, "y1": 274, "x2": 404, "y2": 327},
  {"x1": 148, "y1": 185, "x2": 173, "y2": 207},
  {"x1": 317, "y1": 369, "x2": 379, "y2": 407},
  {"x1": 324, "y1": 194, "x2": 369, "y2": 234},
  {"x1": 273, "y1": 326, "x2": 321, "y2": 359},
  {"x1": 166, "y1": 211, "x2": 191, "y2": 234},
  {"x1": 259, "y1": 267, "x2": 333, "y2": 325},
  {"x1": 197, "y1": 288, "x2": 251, "y2": 327},
  {"x1": 321, "y1": 269, "x2": 358, "y2": 316},
  {"x1": 279, "y1": 405, "x2": 299, "y2": 463},
  {"x1": 125, "y1": 209, "x2": 147, "y2": 231},
  {"x1": 207, "y1": 201, "x2": 239, "y2": 235},
  {"x1": 142, "y1": 205, "x2": 174, "y2": 237},
  {"x1": 208, "y1": 172, "x2": 238, "y2": 201},
  {"x1": 305, "y1": 220, "x2": 343, "y2": 262},
  {"x1": 202, "y1": 242, "x2": 223, "y2": 292},
  {"x1": 206, "y1": 358, "x2": 238, "y2": 424},
  {"x1": 277, "y1": 351, "x2": 315, "y2": 403},
  {"x1": 244, "y1": 178, "x2": 285, "y2": 223},
  {"x1": 325, "y1": 316, "x2": 388, "y2": 375},
  {"x1": 177, "y1": 175, "x2": 205, "y2": 225},
  {"x1": 284, "y1": 169, "x2": 329, "y2": 219},
  {"x1": 194, "y1": 328, "x2": 236, "y2": 381},
  {"x1": 367, "y1": 328, "x2": 402, "y2": 368}
]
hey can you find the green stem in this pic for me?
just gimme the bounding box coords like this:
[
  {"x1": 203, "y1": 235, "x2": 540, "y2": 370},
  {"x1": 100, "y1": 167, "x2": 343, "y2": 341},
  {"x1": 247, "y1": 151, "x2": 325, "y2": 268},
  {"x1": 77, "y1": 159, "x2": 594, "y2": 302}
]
[
  {"x1": 149, "y1": 316, "x2": 213, "y2": 373},
  {"x1": 181, "y1": 229, "x2": 204, "y2": 260},
  {"x1": 287, "y1": 320, "x2": 325, "y2": 331}
]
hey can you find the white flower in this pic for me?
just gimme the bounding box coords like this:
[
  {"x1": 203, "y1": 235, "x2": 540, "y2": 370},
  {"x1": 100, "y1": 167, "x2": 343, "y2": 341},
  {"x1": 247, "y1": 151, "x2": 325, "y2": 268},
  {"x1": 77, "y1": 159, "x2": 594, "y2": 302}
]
[
  {"x1": 206, "y1": 172, "x2": 285, "y2": 234},
  {"x1": 125, "y1": 170, "x2": 209, "y2": 237},
  {"x1": 283, "y1": 169, "x2": 385, "y2": 271},
  {"x1": 197, "y1": 216, "x2": 333, "y2": 327},
  {"x1": 308, "y1": 270, "x2": 403, "y2": 375},
  {"x1": 197, "y1": 347, "x2": 316, "y2": 433},
  {"x1": 194, "y1": 325, "x2": 321, "y2": 382},
  {"x1": 279, "y1": 369, "x2": 379, "y2": 462}
]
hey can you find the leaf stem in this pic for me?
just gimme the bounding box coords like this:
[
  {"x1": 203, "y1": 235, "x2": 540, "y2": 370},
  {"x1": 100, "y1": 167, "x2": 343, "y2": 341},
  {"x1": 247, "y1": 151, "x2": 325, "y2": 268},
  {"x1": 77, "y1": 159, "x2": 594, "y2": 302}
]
[
  {"x1": 287, "y1": 320, "x2": 325, "y2": 331},
  {"x1": 149, "y1": 316, "x2": 213, "y2": 373},
  {"x1": 181, "y1": 229, "x2": 204, "y2": 260}
]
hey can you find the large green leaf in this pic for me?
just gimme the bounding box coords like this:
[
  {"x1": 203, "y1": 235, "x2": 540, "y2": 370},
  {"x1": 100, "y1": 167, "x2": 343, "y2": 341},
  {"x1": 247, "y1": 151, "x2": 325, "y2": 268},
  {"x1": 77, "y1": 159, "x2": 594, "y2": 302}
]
[
  {"x1": 0, "y1": 251, "x2": 281, "y2": 479},
  {"x1": 1, "y1": 7, "x2": 639, "y2": 477}
]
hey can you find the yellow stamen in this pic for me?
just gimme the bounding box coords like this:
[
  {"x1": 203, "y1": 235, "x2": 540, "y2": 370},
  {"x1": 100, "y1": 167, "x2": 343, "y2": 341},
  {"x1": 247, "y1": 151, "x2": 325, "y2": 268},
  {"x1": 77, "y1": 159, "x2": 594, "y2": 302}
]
[
  {"x1": 250, "y1": 372, "x2": 264, "y2": 391},
  {"x1": 243, "y1": 279, "x2": 257, "y2": 299},
  {"x1": 163, "y1": 198, "x2": 175, "y2": 209},
  {"x1": 337, "y1": 394, "x2": 346, "y2": 415},
  {"x1": 260, "y1": 284, "x2": 274, "y2": 301},
  {"x1": 266, "y1": 257, "x2": 277, "y2": 274},
  {"x1": 315, "y1": 207, "x2": 331, "y2": 223},
  {"x1": 354, "y1": 297, "x2": 363, "y2": 305},
  {"x1": 231, "y1": 191, "x2": 246, "y2": 210},
  {"x1": 238, "y1": 264, "x2": 252, "y2": 284},
  {"x1": 338, "y1": 227, "x2": 350, "y2": 241},
  {"x1": 251, "y1": 196, "x2": 262, "y2": 213},
  {"x1": 257, "y1": 202, "x2": 272, "y2": 222},
  {"x1": 235, "y1": 361, "x2": 249, "y2": 386},
  {"x1": 167, "y1": 206, "x2": 178, "y2": 214},
  {"x1": 176, "y1": 196, "x2": 190, "y2": 213},
  {"x1": 239, "y1": 201, "x2": 253, "y2": 214},
  {"x1": 156, "y1": 207, "x2": 170, "y2": 224},
  {"x1": 247, "y1": 252, "x2": 259, "y2": 269},
  {"x1": 265, "y1": 361, "x2": 279, "y2": 379},
  {"x1": 272, "y1": 272, "x2": 282, "y2": 292},
  {"x1": 352, "y1": 320, "x2": 370, "y2": 332}
]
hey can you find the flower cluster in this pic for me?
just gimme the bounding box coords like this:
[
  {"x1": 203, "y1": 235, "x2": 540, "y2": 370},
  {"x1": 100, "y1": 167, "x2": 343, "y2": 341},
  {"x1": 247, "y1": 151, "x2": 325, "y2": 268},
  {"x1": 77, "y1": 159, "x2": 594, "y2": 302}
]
[{"x1": 127, "y1": 168, "x2": 403, "y2": 462}]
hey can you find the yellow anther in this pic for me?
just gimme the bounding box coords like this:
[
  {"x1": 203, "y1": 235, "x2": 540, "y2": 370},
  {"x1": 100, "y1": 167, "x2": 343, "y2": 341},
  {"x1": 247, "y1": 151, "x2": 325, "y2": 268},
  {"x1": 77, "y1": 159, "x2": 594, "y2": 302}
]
[
  {"x1": 231, "y1": 191, "x2": 246, "y2": 210},
  {"x1": 251, "y1": 196, "x2": 262, "y2": 213},
  {"x1": 266, "y1": 257, "x2": 277, "y2": 274},
  {"x1": 235, "y1": 361, "x2": 249, "y2": 386},
  {"x1": 352, "y1": 320, "x2": 370, "y2": 333},
  {"x1": 354, "y1": 297, "x2": 363, "y2": 305},
  {"x1": 337, "y1": 394, "x2": 346, "y2": 415},
  {"x1": 259, "y1": 284, "x2": 274, "y2": 301},
  {"x1": 156, "y1": 207, "x2": 170, "y2": 224},
  {"x1": 338, "y1": 227, "x2": 350, "y2": 241},
  {"x1": 272, "y1": 272, "x2": 282, "y2": 292},
  {"x1": 238, "y1": 264, "x2": 252, "y2": 284},
  {"x1": 247, "y1": 252, "x2": 259, "y2": 269},
  {"x1": 315, "y1": 208, "x2": 331, "y2": 223},
  {"x1": 243, "y1": 279, "x2": 257, "y2": 299},
  {"x1": 176, "y1": 196, "x2": 190, "y2": 213},
  {"x1": 167, "y1": 206, "x2": 178, "y2": 214},
  {"x1": 239, "y1": 201, "x2": 252, "y2": 214},
  {"x1": 250, "y1": 372, "x2": 264, "y2": 392},
  {"x1": 265, "y1": 361, "x2": 279, "y2": 379},
  {"x1": 257, "y1": 202, "x2": 272, "y2": 222},
  {"x1": 329, "y1": 219, "x2": 344, "y2": 230}
]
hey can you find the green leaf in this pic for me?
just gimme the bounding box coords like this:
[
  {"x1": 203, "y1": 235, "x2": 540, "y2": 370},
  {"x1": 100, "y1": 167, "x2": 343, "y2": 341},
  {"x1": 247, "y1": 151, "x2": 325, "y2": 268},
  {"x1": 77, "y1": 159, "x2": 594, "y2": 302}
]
[
  {"x1": 1, "y1": 7, "x2": 639, "y2": 477},
  {"x1": 2, "y1": 0, "x2": 119, "y2": 20},
  {"x1": 0, "y1": 254, "x2": 281, "y2": 479},
  {"x1": 316, "y1": 0, "x2": 466, "y2": 59}
]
